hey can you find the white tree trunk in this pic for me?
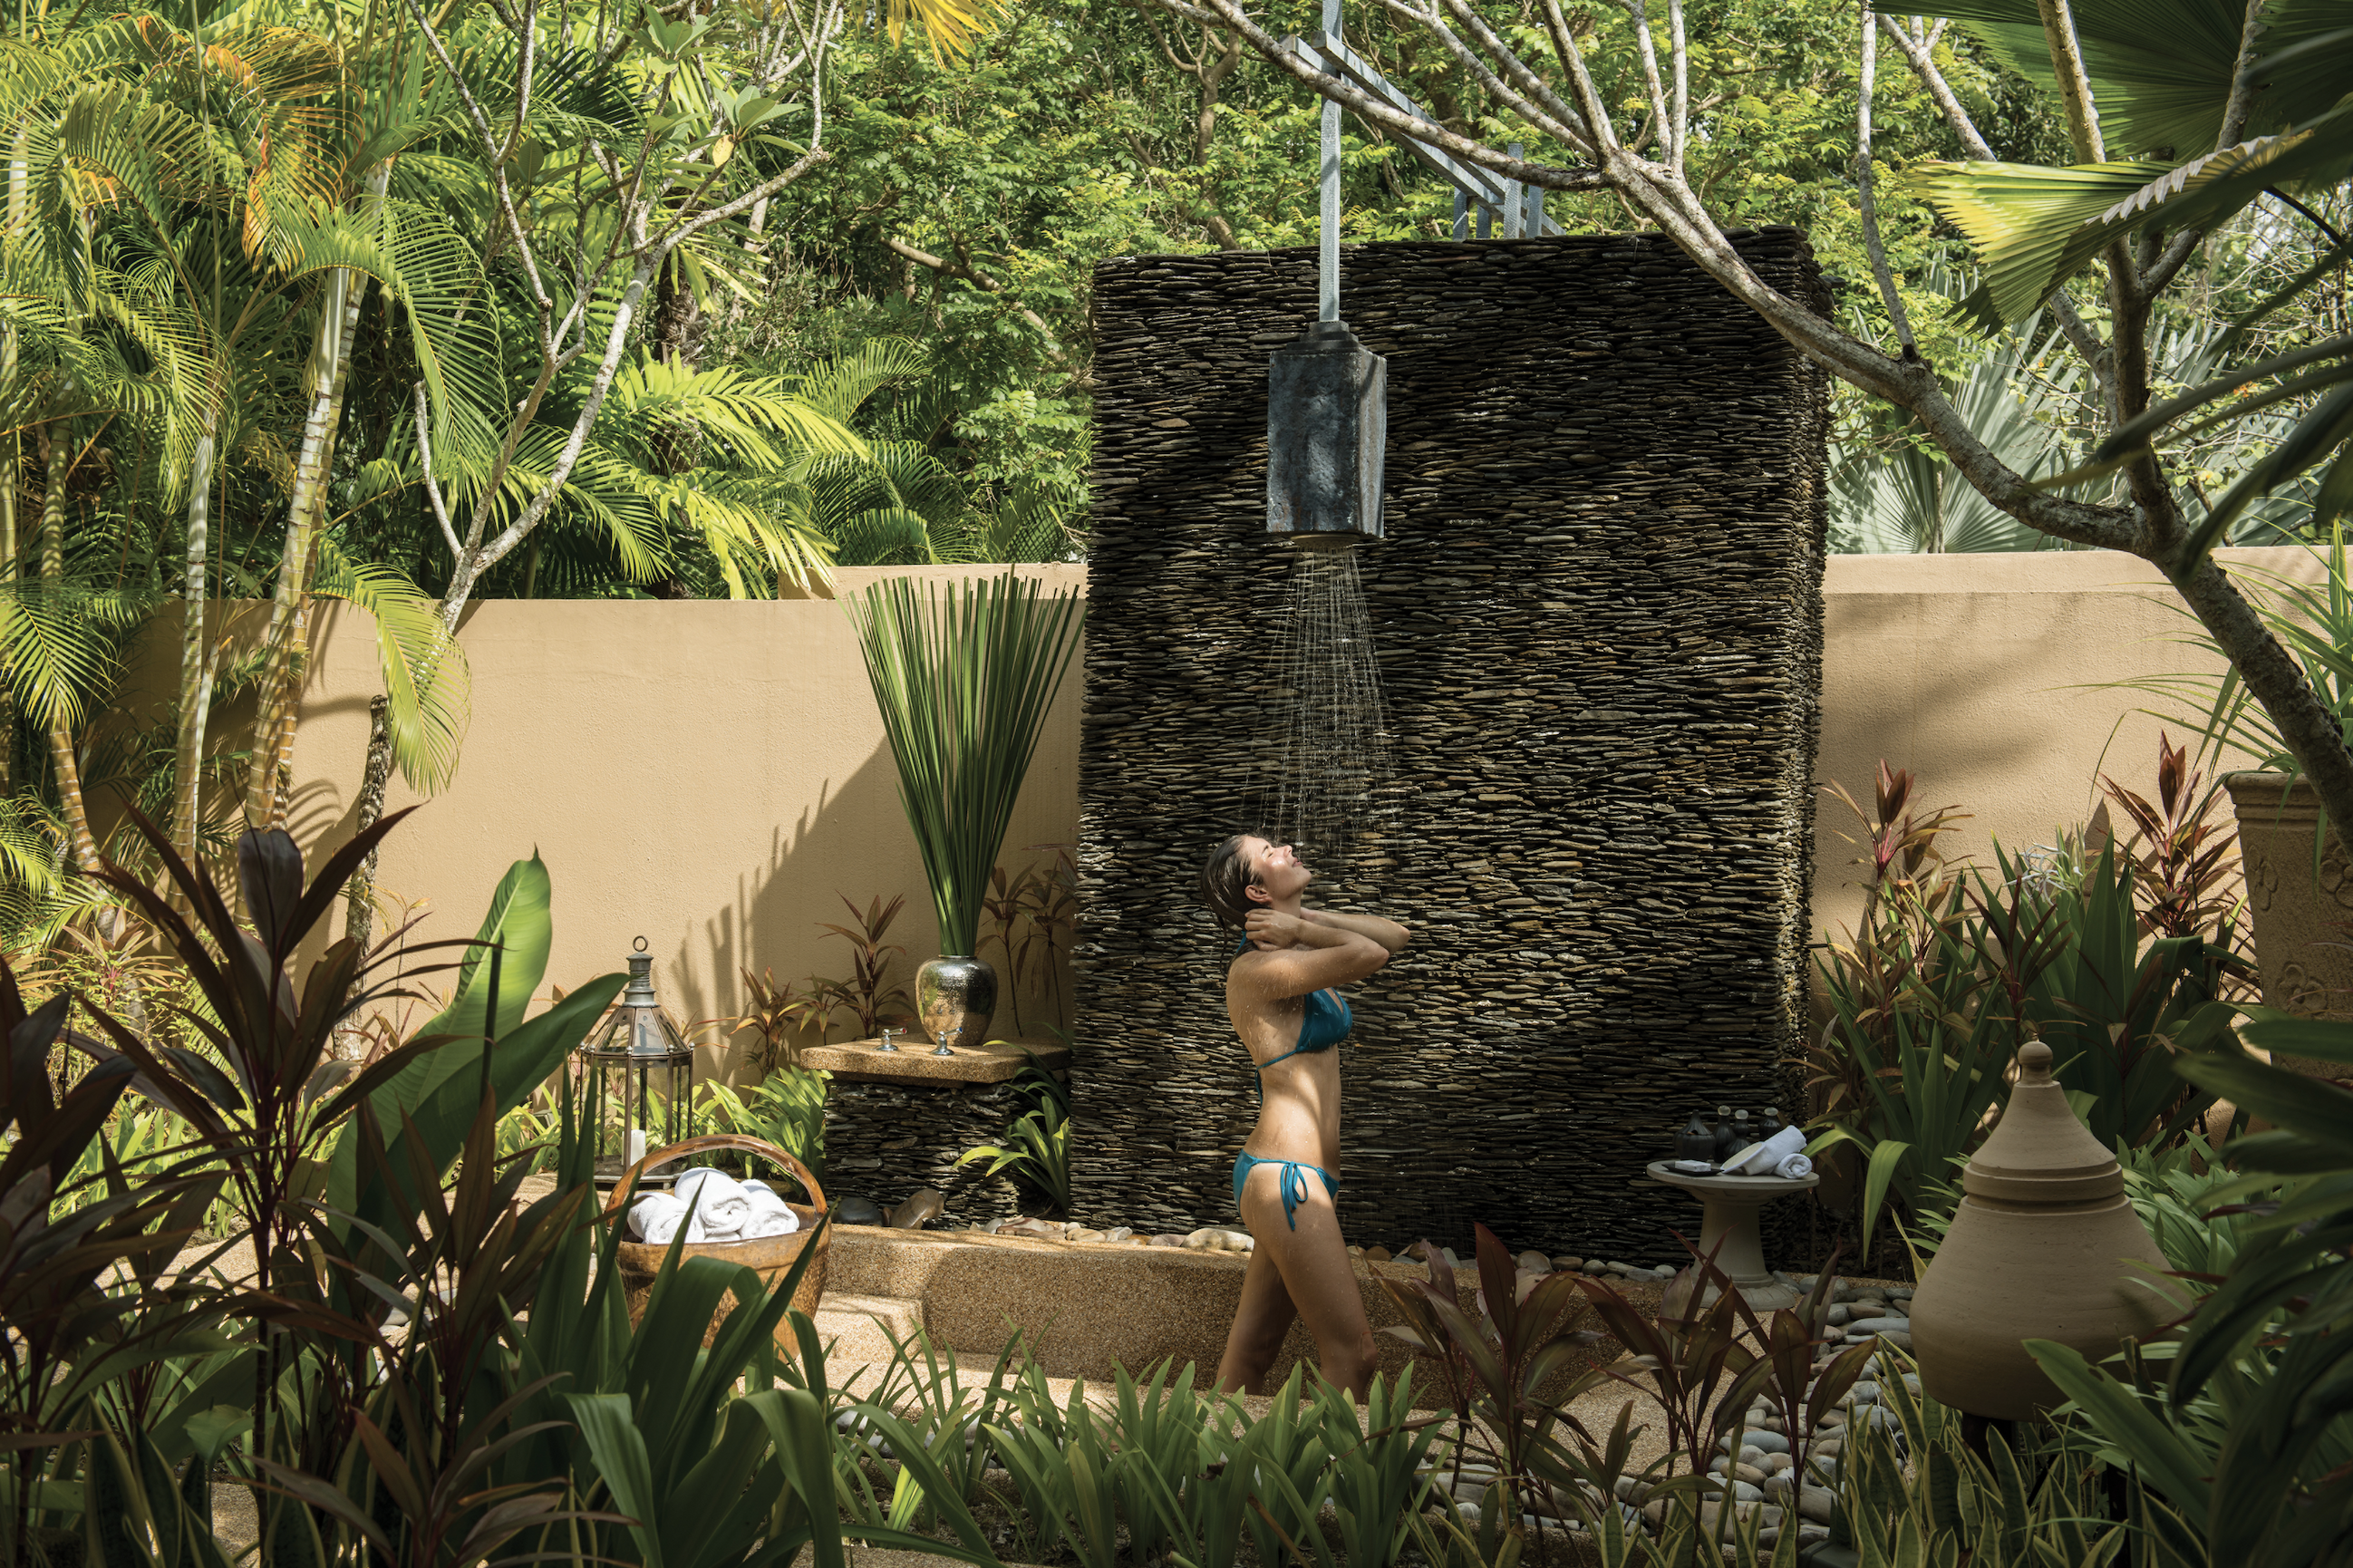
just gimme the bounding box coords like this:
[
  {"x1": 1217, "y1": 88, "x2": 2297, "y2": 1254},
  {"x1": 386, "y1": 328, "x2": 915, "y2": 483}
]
[
  {"x1": 249, "y1": 163, "x2": 390, "y2": 828},
  {"x1": 169, "y1": 421, "x2": 218, "y2": 876}
]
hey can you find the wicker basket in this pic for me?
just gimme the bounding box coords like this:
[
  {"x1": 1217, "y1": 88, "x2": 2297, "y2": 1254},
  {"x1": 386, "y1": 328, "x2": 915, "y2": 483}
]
[{"x1": 601, "y1": 1135, "x2": 829, "y2": 1348}]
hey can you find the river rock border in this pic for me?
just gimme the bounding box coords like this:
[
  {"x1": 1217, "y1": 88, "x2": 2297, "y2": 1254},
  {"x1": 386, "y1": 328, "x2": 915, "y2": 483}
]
[{"x1": 1072, "y1": 231, "x2": 1831, "y2": 1258}]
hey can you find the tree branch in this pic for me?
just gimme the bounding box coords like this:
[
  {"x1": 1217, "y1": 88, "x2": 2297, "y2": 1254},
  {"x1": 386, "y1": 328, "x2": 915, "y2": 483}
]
[
  {"x1": 1854, "y1": 5, "x2": 1917, "y2": 358},
  {"x1": 2034, "y1": 0, "x2": 2106, "y2": 161},
  {"x1": 1155, "y1": 0, "x2": 1606, "y2": 187},
  {"x1": 412, "y1": 382, "x2": 462, "y2": 563},
  {"x1": 883, "y1": 234, "x2": 1073, "y2": 362},
  {"x1": 1619, "y1": 0, "x2": 1671, "y2": 167},
  {"x1": 1667, "y1": 0, "x2": 1688, "y2": 168}
]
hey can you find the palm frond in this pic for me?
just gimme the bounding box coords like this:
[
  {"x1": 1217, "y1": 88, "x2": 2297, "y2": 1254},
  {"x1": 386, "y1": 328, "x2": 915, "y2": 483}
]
[
  {"x1": 0, "y1": 577, "x2": 126, "y2": 728},
  {"x1": 790, "y1": 339, "x2": 932, "y2": 426},
  {"x1": 312, "y1": 537, "x2": 471, "y2": 794}
]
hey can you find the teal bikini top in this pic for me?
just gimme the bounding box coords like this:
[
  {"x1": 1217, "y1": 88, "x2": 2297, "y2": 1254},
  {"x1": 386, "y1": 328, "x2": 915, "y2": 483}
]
[{"x1": 1232, "y1": 934, "x2": 1354, "y2": 1086}]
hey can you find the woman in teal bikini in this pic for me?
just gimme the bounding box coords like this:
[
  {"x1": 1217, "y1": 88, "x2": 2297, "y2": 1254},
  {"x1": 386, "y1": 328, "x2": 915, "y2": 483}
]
[{"x1": 1197, "y1": 834, "x2": 1409, "y2": 1399}]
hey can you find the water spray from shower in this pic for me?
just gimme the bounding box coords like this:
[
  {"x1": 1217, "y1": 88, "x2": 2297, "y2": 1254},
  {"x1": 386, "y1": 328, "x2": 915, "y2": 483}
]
[
  {"x1": 1254, "y1": 295, "x2": 1393, "y2": 865},
  {"x1": 1255, "y1": 544, "x2": 1393, "y2": 866}
]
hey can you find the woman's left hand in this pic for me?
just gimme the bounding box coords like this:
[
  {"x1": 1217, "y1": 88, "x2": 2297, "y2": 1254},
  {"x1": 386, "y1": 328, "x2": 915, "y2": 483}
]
[{"x1": 1244, "y1": 908, "x2": 1304, "y2": 950}]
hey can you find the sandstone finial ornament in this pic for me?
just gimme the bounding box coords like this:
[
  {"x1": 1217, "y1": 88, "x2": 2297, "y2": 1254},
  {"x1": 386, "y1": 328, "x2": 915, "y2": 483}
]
[{"x1": 1909, "y1": 1038, "x2": 2187, "y2": 1421}]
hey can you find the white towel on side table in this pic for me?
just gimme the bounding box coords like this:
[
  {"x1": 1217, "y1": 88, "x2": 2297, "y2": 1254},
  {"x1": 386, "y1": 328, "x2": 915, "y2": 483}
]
[{"x1": 1721, "y1": 1126, "x2": 1806, "y2": 1176}]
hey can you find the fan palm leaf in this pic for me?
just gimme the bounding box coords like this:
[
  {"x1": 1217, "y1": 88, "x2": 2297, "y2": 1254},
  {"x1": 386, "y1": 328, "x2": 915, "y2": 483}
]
[
  {"x1": 1907, "y1": 0, "x2": 2353, "y2": 158},
  {"x1": 1912, "y1": 111, "x2": 2353, "y2": 331},
  {"x1": 1831, "y1": 324, "x2": 2090, "y2": 551}
]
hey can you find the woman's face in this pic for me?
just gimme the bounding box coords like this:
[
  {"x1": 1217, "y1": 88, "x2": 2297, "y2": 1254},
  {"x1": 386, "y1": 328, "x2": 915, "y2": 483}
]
[{"x1": 1239, "y1": 836, "x2": 1313, "y2": 905}]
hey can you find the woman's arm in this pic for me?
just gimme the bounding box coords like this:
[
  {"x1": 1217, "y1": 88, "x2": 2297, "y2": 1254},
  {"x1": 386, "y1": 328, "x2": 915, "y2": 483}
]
[
  {"x1": 1238, "y1": 910, "x2": 1390, "y2": 994},
  {"x1": 1302, "y1": 906, "x2": 1409, "y2": 953}
]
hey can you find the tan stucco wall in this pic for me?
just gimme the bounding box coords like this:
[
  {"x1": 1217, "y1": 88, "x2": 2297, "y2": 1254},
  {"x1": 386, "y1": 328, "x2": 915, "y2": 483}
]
[
  {"x1": 247, "y1": 547, "x2": 2315, "y2": 1078},
  {"x1": 282, "y1": 566, "x2": 1085, "y2": 1081},
  {"x1": 1812, "y1": 546, "x2": 2316, "y2": 944}
]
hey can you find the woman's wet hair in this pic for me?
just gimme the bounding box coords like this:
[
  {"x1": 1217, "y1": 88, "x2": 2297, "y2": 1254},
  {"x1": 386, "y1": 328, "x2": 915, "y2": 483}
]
[{"x1": 1199, "y1": 835, "x2": 1258, "y2": 928}]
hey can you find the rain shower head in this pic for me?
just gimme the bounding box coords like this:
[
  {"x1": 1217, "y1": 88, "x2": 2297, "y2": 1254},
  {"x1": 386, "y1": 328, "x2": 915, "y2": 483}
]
[{"x1": 1267, "y1": 319, "x2": 1386, "y2": 549}]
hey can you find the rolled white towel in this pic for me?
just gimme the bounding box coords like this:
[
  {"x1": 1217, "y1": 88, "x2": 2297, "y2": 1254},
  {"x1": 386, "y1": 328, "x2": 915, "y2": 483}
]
[
  {"x1": 739, "y1": 1181, "x2": 795, "y2": 1220},
  {"x1": 1775, "y1": 1153, "x2": 1814, "y2": 1180},
  {"x1": 1722, "y1": 1125, "x2": 1806, "y2": 1176},
  {"x1": 673, "y1": 1166, "x2": 753, "y2": 1232},
  {"x1": 631, "y1": 1192, "x2": 706, "y2": 1245},
  {"x1": 740, "y1": 1207, "x2": 801, "y2": 1239}
]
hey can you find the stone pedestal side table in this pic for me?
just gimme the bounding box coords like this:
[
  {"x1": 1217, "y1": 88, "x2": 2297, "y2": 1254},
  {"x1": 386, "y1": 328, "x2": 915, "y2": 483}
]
[
  {"x1": 801, "y1": 1038, "x2": 1071, "y2": 1224},
  {"x1": 1644, "y1": 1160, "x2": 1819, "y2": 1313}
]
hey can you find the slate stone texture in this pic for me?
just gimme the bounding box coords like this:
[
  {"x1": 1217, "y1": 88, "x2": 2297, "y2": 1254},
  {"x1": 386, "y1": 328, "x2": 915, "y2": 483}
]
[
  {"x1": 1072, "y1": 231, "x2": 1832, "y2": 1261},
  {"x1": 823, "y1": 1075, "x2": 1053, "y2": 1224}
]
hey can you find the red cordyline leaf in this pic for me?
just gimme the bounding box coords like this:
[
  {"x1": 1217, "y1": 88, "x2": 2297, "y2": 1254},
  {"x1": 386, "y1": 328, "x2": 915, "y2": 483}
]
[{"x1": 1874, "y1": 760, "x2": 1912, "y2": 828}]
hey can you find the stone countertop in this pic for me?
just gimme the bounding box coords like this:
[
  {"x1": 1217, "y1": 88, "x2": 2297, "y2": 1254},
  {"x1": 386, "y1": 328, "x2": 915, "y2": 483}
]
[{"x1": 801, "y1": 1038, "x2": 1071, "y2": 1085}]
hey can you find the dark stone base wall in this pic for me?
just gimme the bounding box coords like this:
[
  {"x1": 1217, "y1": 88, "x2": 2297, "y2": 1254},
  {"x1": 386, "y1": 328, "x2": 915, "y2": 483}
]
[
  {"x1": 1072, "y1": 232, "x2": 1830, "y2": 1260},
  {"x1": 823, "y1": 1077, "x2": 1056, "y2": 1222}
]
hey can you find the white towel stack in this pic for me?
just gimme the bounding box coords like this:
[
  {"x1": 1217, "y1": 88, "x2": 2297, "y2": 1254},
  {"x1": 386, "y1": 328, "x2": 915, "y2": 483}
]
[{"x1": 629, "y1": 1166, "x2": 801, "y2": 1244}]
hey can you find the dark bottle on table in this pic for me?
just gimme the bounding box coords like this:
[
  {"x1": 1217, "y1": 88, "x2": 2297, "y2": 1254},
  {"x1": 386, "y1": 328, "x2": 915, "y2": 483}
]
[
  {"x1": 1758, "y1": 1106, "x2": 1785, "y2": 1141},
  {"x1": 1710, "y1": 1105, "x2": 1738, "y2": 1163},
  {"x1": 1726, "y1": 1108, "x2": 1755, "y2": 1159},
  {"x1": 1675, "y1": 1112, "x2": 1715, "y2": 1163}
]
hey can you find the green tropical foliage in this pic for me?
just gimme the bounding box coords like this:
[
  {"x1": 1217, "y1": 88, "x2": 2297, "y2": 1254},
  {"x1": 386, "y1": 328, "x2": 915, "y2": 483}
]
[
  {"x1": 952, "y1": 1060, "x2": 1070, "y2": 1210},
  {"x1": 2024, "y1": 1004, "x2": 2353, "y2": 1563},
  {"x1": 844, "y1": 571, "x2": 1083, "y2": 958},
  {"x1": 1894, "y1": 0, "x2": 2353, "y2": 552}
]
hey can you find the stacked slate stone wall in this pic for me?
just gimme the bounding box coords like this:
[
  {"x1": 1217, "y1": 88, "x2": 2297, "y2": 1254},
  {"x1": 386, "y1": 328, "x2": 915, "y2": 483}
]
[
  {"x1": 1073, "y1": 231, "x2": 1831, "y2": 1261},
  {"x1": 823, "y1": 1075, "x2": 1059, "y2": 1223}
]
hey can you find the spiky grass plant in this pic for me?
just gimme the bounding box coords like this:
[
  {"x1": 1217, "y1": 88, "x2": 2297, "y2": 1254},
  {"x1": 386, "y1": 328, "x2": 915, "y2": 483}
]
[{"x1": 843, "y1": 572, "x2": 1083, "y2": 957}]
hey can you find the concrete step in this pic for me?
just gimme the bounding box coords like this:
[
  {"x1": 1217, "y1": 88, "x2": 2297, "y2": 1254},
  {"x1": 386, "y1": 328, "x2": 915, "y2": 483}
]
[{"x1": 812, "y1": 1292, "x2": 926, "y2": 1363}]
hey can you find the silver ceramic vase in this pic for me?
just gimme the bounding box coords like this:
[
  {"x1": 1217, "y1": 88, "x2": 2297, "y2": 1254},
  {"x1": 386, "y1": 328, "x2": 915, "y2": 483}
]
[{"x1": 915, "y1": 955, "x2": 997, "y2": 1050}]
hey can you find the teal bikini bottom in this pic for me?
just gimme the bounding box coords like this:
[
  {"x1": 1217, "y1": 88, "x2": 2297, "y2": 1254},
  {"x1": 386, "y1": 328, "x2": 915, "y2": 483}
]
[{"x1": 1233, "y1": 1150, "x2": 1339, "y2": 1231}]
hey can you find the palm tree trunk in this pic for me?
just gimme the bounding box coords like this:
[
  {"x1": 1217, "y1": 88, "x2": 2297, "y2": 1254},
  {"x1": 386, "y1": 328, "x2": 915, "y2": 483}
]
[
  {"x1": 169, "y1": 419, "x2": 218, "y2": 877},
  {"x1": 1, "y1": 332, "x2": 17, "y2": 794},
  {"x1": 35, "y1": 430, "x2": 96, "y2": 876},
  {"x1": 340, "y1": 693, "x2": 392, "y2": 954},
  {"x1": 248, "y1": 165, "x2": 388, "y2": 829}
]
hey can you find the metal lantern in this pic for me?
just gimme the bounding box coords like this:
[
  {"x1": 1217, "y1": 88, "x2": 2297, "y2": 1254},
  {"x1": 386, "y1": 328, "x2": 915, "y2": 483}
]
[{"x1": 579, "y1": 938, "x2": 695, "y2": 1186}]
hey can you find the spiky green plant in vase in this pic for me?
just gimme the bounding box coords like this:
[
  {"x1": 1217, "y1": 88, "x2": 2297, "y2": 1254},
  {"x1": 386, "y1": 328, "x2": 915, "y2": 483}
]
[{"x1": 843, "y1": 571, "x2": 1082, "y2": 1051}]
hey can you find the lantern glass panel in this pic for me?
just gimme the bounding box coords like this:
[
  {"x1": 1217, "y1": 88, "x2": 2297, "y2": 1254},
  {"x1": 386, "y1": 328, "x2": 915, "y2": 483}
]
[{"x1": 578, "y1": 949, "x2": 695, "y2": 1186}]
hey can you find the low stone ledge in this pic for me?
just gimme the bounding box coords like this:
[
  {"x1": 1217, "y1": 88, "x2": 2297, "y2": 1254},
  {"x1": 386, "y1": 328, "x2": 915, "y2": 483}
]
[{"x1": 826, "y1": 1226, "x2": 1657, "y2": 1407}]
